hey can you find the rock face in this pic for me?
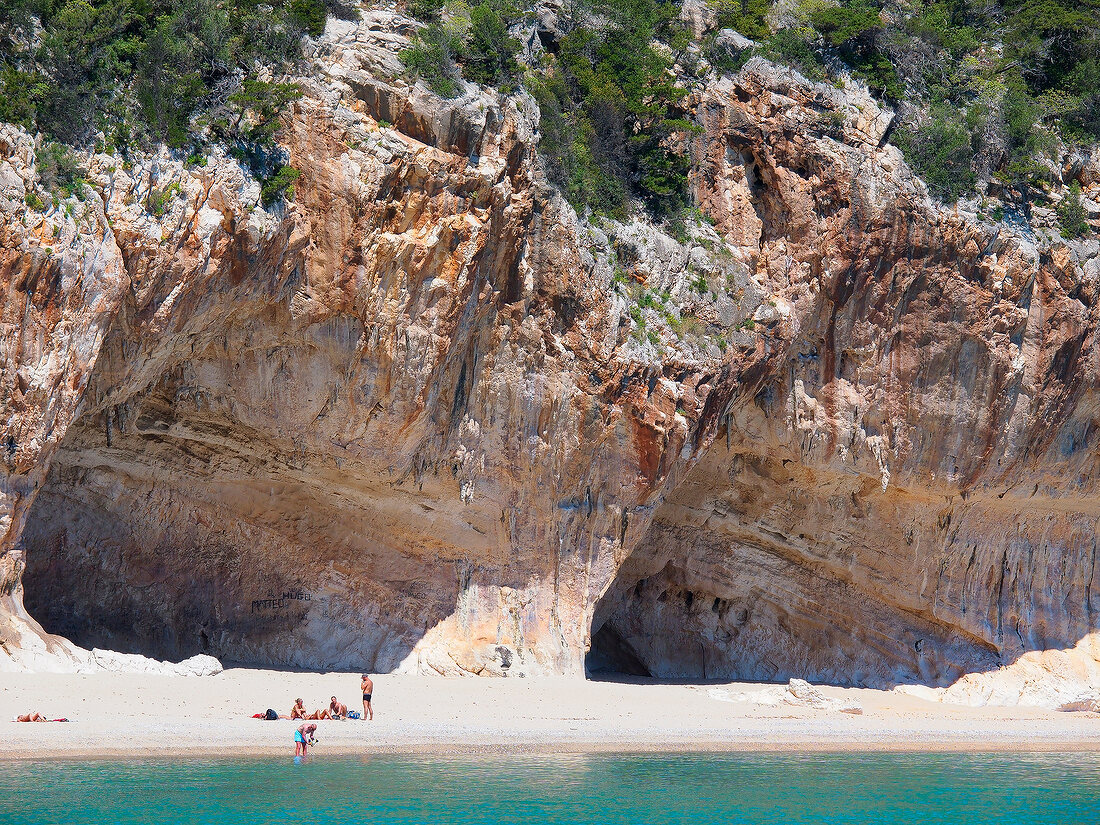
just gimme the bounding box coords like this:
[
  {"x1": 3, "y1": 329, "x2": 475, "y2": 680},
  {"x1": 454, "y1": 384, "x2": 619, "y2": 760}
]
[
  {"x1": 593, "y1": 63, "x2": 1100, "y2": 697},
  {"x1": 1, "y1": 17, "x2": 1098, "y2": 699}
]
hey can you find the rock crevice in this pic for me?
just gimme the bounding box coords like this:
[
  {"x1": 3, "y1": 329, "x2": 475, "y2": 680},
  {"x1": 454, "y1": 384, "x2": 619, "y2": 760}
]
[{"x1": 1, "y1": 22, "x2": 1098, "y2": 701}]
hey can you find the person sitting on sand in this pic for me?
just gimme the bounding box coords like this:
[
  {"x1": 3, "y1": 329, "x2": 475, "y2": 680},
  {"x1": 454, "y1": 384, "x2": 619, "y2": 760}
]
[
  {"x1": 294, "y1": 722, "x2": 317, "y2": 756},
  {"x1": 361, "y1": 673, "x2": 373, "y2": 720},
  {"x1": 292, "y1": 698, "x2": 332, "y2": 720},
  {"x1": 329, "y1": 696, "x2": 348, "y2": 719},
  {"x1": 14, "y1": 712, "x2": 48, "y2": 722}
]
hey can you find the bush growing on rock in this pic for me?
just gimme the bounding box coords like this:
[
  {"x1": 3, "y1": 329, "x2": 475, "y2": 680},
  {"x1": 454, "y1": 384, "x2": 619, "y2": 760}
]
[
  {"x1": 529, "y1": 0, "x2": 692, "y2": 221},
  {"x1": 401, "y1": 18, "x2": 467, "y2": 98},
  {"x1": 228, "y1": 81, "x2": 303, "y2": 144},
  {"x1": 1057, "y1": 182, "x2": 1091, "y2": 239},
  {"x1": 891, "y1": 104, "x2": 977, "y2": 203},
  {"x1": 401, "y1": 0, "x2": 691, "y2": 224},
  {"x1": 35, "y1": 141, "x2": 86, "y2": 200},
  {"x1": 290, "y1": 0, "x2": 329, "y2": 37},
  {"x1": 464, "y1": 2, "x2": 521, "y2": 90},
  {"x1": 402, "y1": 0, "x2": 522, "y2": 96},
  {"x1": 260, "y1": 164, "x2": 302, "y2": 206},
  {"x1": 408, "y1": 0, "x2": 446, "y2": 23},
  {"x1": 756, "y1": 26, "x2": 825, "y2": 81},
  {"x1": 5, "y1": 0, "x2": 1100, "y2": 224},
  {"x1": 0, "y1": 0, "x2": 321, "y2": 152},
  {"x1": 688, "y1": 0, "x2": 1100, "y2": 206},
  {"x1": 710, "y1": 0, "x2": 771, "y2": 40}
]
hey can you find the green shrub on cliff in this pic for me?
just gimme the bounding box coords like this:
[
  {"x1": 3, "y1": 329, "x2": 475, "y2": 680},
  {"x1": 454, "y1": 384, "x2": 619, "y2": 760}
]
[
  {"x1": 0, "y1": 0, "x2": 326, "y2": 152},
  {"x1": 403, "y1": 0, "x2": 692, "y2": 223},
  {"x1": 463, "y1": 2, "x2": 521, "y2": 89},
  {"x1": 710, "y1": 0, "x2": 771, "y2": 40},
  {"x1": 757, "y1": 27, "x2": 825, "y2": 81},
  {"x1": 529, "y1": 0, "x2": 692, "y2": 221},
  {"x1": 810, "y1": 0, "x2": 879, "y2": 47},
  {"x1": 686, "y1": 0, "x2": 1100, "y2": 204},
  {"x1": 261, "y1": 164, "x2": 302, "y2": 205},
  {"x1": 401, "y1": 20, "x2": 465, "y2": 97},
  {"x1": 290, "y1": 0, "x2": 328, "y2": 37},
  {"x1": 401, "y1": 1, "x2": 522, "y2": 97},
  {"x1": 891, "y1": 105, "x2": 976, "y2": 202},
  {"x1": 35, "y1": 140, "x2": 86, "y2": 199},
  {"x1": 228, "y1": 81, "x2": 304, "y2": 143},
  {"x1": 0, "y1": 0, "x2": 340, "y2": 207},
  {"x1": 1057, "y1": 183, "x2": 1091, "y2": 239},
  {"x1": 408, "y1": 0, "x2": 446, "y2": 23},
  {"x1": 7, "y1": 0, "x2": 1100, "y2": 222},
  {"x1": 0, "y1": 63, "x2": 43, "y2": 130}
]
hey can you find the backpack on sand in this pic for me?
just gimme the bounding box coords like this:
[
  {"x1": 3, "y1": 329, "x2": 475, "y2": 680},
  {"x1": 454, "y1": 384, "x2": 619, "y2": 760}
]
[{"x1": 264, "y1": 708, "x2": 279, "y2": 720}]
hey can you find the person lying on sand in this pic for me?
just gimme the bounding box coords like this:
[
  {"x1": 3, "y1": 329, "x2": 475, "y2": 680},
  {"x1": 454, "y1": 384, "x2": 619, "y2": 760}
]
[
  {"x1": 14, "y1": 712, "x2": 48, "y2": 722},
  {"x1": 306, "y1": 707, "x2": 332, "y2": 720},
  {"x1": 294, "y1": 723, "x2": 317, "y2": 756},
  {"x1": 254, "y1": 709, "x2": 289, "y2": 720},
  {"x1": 329, "y1": 697, "x2": 347, "y2": 719}
]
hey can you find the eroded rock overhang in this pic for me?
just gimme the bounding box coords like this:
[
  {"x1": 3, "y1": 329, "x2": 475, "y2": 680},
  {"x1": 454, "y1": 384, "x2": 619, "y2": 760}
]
[{"x1": 2, "y1": 19, "x2": 1098, "y2": 699}]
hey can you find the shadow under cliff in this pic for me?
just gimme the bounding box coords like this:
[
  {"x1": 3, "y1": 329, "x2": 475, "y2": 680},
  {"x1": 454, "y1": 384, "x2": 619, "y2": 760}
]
[
  {"x1": 18, "y1": 388, "x2": 445, "y2": 671},
  {"x1": 27, "y1": 401, "x2": 1100, "y2": 684},
  {"x1": 20, "y1": 470, "x2": 431, "y2": 672},
  {"x1": 586, "y1": 426, "x2": 1100, "y2": 689}
]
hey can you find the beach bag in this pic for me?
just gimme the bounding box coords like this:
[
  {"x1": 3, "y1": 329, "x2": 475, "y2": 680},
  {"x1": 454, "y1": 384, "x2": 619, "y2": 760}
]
[
  {"x1": 264, "y1": 708, "x2": 279, "y2": 720},
  {"x1": 348, "y1": 710, "x2": 361, "y2": 720}
]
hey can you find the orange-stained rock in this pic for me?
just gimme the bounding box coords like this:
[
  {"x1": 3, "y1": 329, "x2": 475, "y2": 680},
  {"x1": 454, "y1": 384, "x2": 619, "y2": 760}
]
[{"x1": 0, "y1": 21, "x2": 1098, "y2": 703}]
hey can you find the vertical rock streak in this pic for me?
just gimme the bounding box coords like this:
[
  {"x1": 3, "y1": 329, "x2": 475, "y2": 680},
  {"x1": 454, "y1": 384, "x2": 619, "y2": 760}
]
[{"x1": 0, "y1": 24, "x2": 1095, "y2": 699}]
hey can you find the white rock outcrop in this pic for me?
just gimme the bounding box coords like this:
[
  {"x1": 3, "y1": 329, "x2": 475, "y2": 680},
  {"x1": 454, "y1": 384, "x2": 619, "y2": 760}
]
[{"x1": 709, "y1": 679, "x2": 864, "y2": 714}]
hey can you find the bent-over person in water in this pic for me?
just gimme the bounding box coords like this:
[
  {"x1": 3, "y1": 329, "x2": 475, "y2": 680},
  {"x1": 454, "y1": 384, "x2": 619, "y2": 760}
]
[
  {"x1": 294, "y1": 722, "x2": 317, "y2": 756},
  {"x1": 361, "y1": 674, "x2": 374, "y2": 720}
]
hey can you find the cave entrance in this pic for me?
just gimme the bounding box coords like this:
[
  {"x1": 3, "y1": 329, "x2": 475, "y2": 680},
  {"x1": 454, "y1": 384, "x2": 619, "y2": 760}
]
[
  {"x1": 584, "y1": 558, "x2": 725, "y2": 681},
  {"x1": 584, "y1": 621, "x2": 652, "y2": 678}
]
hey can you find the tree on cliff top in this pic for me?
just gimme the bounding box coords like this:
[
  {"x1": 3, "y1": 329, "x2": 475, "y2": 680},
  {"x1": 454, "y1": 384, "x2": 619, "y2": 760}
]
[
  {"x1": 0, "y1": 0, "x2": 356, "y2": 151},
  {"x1": 402, "y1": 0, "x2": 693, "y2": 224},
  {"x1": 697, "y1": 0, "x2": 1100, "y2": 211}
]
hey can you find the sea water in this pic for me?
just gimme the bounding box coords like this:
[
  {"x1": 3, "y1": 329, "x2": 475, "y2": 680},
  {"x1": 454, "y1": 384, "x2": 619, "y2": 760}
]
[{"x1": 2, "y1": 751, "x2": 1099, "y2": 824}]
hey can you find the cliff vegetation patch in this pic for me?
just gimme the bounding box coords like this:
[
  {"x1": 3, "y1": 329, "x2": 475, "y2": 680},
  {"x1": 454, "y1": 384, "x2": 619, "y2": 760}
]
[
  {"x1": 705, "y1": 0, "x2": 1100, "y2": 210},
  {"x1": 402, "y1": 0, "x2": 693, "y2": 224},
  {"x1": 398, "y1": 0, "x2": 1099, "y2": 231},
  {"x1": 0, "y1": 0, "x2": 357, "y2": 200}
]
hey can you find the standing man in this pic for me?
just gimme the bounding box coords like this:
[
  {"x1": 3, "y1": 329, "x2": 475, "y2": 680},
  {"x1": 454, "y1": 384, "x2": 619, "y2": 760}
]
[
  {"x1": 295, "y1": 722, "x2": 317, "y2": 756},
  {"x1": 361, "y1": 673, "x2": 374, "y2": 720}
]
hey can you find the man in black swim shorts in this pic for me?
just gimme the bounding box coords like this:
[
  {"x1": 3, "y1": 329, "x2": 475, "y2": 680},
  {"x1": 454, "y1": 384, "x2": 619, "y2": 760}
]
[{"x1": 360, "y1": 673, "x2": 374, "y2": 720}]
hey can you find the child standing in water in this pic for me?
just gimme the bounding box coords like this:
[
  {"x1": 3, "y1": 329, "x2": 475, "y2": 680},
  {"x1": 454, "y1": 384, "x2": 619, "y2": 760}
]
[
  {"x1": 294, "y1": 723, "x2": 317, "y2": 756},
  {"x1": 361, "y1": 674, "x2": 374, "y2": 720}
]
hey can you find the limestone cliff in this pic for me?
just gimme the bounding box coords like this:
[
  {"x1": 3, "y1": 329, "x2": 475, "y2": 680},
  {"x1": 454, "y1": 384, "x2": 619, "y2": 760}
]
[{"x1": 2, "y1": 12, "x2": 1098, "y2": 704}]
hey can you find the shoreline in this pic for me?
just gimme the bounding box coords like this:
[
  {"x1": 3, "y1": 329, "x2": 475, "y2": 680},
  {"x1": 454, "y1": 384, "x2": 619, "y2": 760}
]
[
  {"x1": 8, "y1": 739, "x2": 1100, "y2": 760},
  {"x1": 1, "y1": 668, "x2": 1097, "y2": 759}
]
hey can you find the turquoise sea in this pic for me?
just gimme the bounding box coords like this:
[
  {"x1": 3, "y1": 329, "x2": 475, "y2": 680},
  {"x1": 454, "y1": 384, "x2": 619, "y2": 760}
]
[{"x1": 2, "y1": 752, "x2": 1099, "y2": 824}]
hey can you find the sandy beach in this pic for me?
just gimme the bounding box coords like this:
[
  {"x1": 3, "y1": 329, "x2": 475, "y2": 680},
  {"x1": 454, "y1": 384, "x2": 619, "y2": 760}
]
[{"x1": 0, "y1": 669, "x2": 1097, "y2": 758}]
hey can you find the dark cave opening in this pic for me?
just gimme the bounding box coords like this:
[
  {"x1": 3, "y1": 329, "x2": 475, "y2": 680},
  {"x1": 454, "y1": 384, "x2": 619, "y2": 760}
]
[
  {"x1": 584, "y1": 620, "x2": 652, "y2": 678},
  {"x1": 583, "y1": 562, "x2": 724, "y2": 681}
]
